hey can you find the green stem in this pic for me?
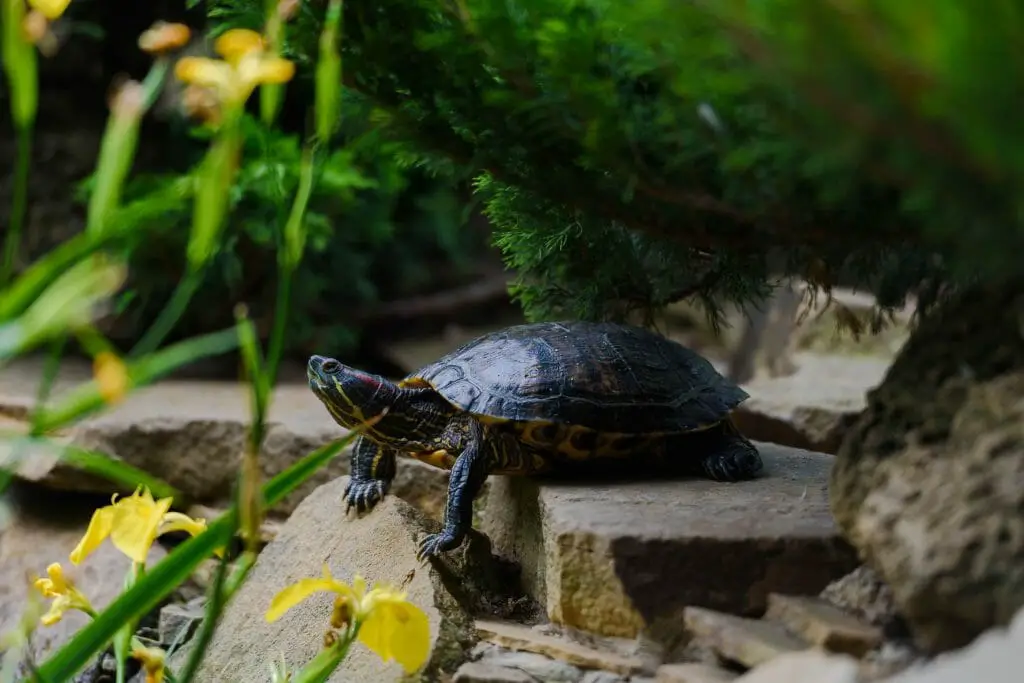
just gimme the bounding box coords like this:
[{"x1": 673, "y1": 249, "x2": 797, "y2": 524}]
[
  {"x1": 30, "y1": 334, "x2": 67, "y2": 421},
  {"x1": 1, "y1": 122, "x2": 32, "y2": 287},
  {"x1": 173, "y1": 554, "x2": 231, "y2": 683},
  {"x1": 128, "y1": 271, "x2": 203, "y2": 357}
]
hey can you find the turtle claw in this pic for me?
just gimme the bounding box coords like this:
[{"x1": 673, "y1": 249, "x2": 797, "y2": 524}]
[
  {"x1": 343, "y1": 478, "x2": 388, "y2": 514},
  {"x1": 416, "y1": 531, "x2": 460, "y2": 563}
]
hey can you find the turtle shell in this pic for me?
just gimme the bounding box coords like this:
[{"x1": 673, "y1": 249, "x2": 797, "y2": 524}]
[{"x1": 412, "y1": 321, "x2": 749, "y2": 434}]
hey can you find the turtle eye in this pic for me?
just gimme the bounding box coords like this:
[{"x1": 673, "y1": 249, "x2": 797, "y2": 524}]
[{"x1": 321, "y1": 359, "x2": 341, "y2": 374}]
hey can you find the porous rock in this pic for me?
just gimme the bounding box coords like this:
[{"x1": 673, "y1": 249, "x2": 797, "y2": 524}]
[
  {"x1": 481, "y1": 442, "x2": 858, "y2": 643},
  {"x1": 0, "y1": 358, "x2": 453, "y2": 517},
  {"x1": 0, "y1": 483, "x2": 166, "y2": 675},
  {"x1": 819, "y1": 565, "x2": 898, "y2": 629},
  {"x1": 182, "y1": 476, "x2": 476, "y2": 683},
  {"x1": 832, "y1": 286, "x2": 1024, "y2": 657}
]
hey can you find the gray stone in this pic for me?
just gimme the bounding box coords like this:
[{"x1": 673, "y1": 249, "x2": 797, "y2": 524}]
[
  {"x1": 182, "y1": 476, "x2": 475, "y2": 683},
  {"x1": 581, "y1": 671, "x2": 627, "y2": 683},
  {"x1": 482, "y1": 650, "x2": 582, "y2": 682},
  {"x1": 481, "y1": 442, "x2": 858, "y2": 641},
  {"x1": 453, "y1": 661, "x2": 537, "y2": 682},
  {"x1": 157, "y1": 600, "x2": 206, "y2": 648},
  {"x1": 0, "y1": 357, "x2": 453, "y2": 517}
]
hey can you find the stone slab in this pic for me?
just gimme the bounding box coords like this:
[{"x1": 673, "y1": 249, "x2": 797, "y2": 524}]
[
  {"x1": 765, "y1": 594, "x2": 881, "y2": 657},
  {"x1": 732, "y1": 354, "x2": 887, "y2": 454},
  {"x1": 481, "y1": 442, "x2": 859, "y2": 641},
  {"x1": 684, "y1": 607, "x2": 807, "y2": 669}
]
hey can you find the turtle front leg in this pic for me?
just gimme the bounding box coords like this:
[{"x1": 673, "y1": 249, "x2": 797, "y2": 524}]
[
  {"x1": 417, "y1": 421, "x2": 489, "y2": 561},
  {"x1": 344, "y1": 436, "x2": 397, "y2": 513}
]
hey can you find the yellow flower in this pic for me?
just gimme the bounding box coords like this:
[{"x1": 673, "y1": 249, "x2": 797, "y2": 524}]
[
  {"x1": 173, "y1": 28, "x2": 294, "y2": 109},
  {"x1": 132, "y1": 644, "x2": 167, "y2": 683},
  {"x1": 33, "y1": 563, "x2": 94, "y2": 626},
  {"x1": 28, "y1": 0, "x2": 71, "y2": 21},
  {"x1": 266, "y1": 566, "x2": 431, "y2": 674},
  {"x1": 70, "y1": 487, "x2": 212, "y2": 566},
  {"x1": 137, "y1": 21, "x2": 191, "y2": 55},
  {"x1": 93, "y1": 351, "x2": 130, "y2": 404}
]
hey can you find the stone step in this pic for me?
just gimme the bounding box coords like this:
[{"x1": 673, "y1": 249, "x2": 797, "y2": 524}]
[
  {"x1": 683, "y1": 607, "x2": 809, "y2": 669},
  {"x1": 480, "y1": 442, "x2": 859, "y2": 645},
  {"x1": 764, "y1": 594, "x2": 882, "y2": 657},
  {"x1": 656, "y1": 662, "x2": 739, "y2": 683}
]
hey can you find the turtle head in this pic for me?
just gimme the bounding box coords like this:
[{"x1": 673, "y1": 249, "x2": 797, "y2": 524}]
[{"x1": 307, "y1": 355, "x2": 399, "y2": 430}]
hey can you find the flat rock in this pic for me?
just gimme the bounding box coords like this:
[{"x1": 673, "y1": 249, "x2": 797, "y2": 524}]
[
  {"x1": 481, "y1": 442, "x2": 858, "y2": 641},
  {"x1": 476, "y1": 619, "x2": 649, "y2": 676},
  {"x1": 732, "y1": 354, "x2": 887, "y2": 454},
  {"x1": 0, "y1": 357, "x2": 452, "y2": 517},
  {"x1": 656, "y1": 663, "x2": 738, "y2": 683},
  {"x1": 683, "y1": 607, "x2": 807, "y2": 669},
  {"x1": 765, "y1": 594, "x2": 882, "y2": 657},
  {"x1": 0, "y1": 484, "x2": 166, "y2": 675},
  {"x1": 733, "y1": 650, "x2": 859, "y2": 683},
  {"x1": 183, "y1": 476, "x2": 475, "y2": 683}
]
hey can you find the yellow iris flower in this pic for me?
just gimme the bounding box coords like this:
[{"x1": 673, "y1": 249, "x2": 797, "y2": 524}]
[
  {"x1": 132, "y1": 644, "x2": 168, "y2": 683},
  {"x1": 33, "y1": 563, "x2": 95, "y2": 626},
  {"x1": 174, "y1": 28, "x2": 294, "y2": 108},
  {"x1": 70, "y1": 487, "x2": 211, "y2": 566},
  {"x1": 266, "y1": 566, "x2": 431, "y2": 674},
  {"x1": 93, "y1": 351, "x2": 130, "y2": 404},
  {"x1": 27, "y1": 0, "x2": 71, "y2": 21}
]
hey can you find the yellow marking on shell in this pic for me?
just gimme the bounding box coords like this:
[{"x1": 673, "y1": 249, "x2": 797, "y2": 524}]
[
  {"x1": 408, "y1": 449, "x2": 456, "y2": 470},
  {"x1": 398, "y1": 376, "x2": 433, "y2": 389},
  {"x1": 514, "y1": 421, "x2": 678, "y2": 461},
  {"x1": 474, "y1": 414, "x2": 512, "y2": 426}
]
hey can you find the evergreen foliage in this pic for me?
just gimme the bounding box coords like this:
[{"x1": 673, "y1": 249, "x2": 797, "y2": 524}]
[{"x1": 205, "y1": 0, "x2": 1022, "y2": 326}]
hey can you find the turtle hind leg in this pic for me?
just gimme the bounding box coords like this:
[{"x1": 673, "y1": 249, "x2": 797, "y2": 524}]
[{"x1": 697, "y1": 418, "x2": 763, "y2": 482}]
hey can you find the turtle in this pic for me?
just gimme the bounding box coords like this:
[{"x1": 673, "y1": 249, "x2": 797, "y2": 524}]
[{"x1": 307, "y1": 320, "x2": 763, "y2": 561}]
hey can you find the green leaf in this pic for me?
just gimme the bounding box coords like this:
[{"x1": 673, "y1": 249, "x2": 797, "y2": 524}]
[{"x1": 0, "y1": 437, "x2": 181, "y2": 501}]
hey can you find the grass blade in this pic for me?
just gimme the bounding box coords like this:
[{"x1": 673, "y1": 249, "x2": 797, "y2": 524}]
[
  {"x1": 31, "y1": 328, "x2": 239, "y2": 433},
  {"x1": 0, "y1": 437, "x2": 182, "y2": 501}
]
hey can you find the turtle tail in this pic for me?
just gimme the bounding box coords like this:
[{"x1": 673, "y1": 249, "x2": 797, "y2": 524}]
[{"x1": 699, "y1": 418, "x2": 763, "y2": 481}]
